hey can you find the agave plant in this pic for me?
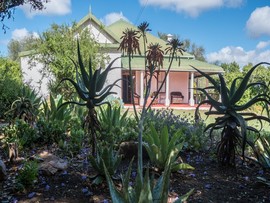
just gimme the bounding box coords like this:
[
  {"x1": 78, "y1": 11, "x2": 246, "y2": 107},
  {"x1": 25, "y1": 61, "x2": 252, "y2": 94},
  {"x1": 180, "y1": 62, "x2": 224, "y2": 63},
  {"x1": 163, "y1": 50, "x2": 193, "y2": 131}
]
[
  {"x1": 193, "y1": 62, "x2": 270, "y2": 166},
  {"x1": 143, "y1": 124, "x2": 194, "y2": 172},
  {"x1": 40, "y1": 93, "x2": 72, "y2": 126},
  {"x1": 103, "y1": 156, "x2": 194, "y2": 203},
  {"x1": 6, "y1": 86, "x2": 41, "y2": 124},
  {"x1": 58, "y1": 40, "x2": 120, "y2": 155},
  {"x1": 89, "y1": 145, "x2": 122, "y2": 185}
]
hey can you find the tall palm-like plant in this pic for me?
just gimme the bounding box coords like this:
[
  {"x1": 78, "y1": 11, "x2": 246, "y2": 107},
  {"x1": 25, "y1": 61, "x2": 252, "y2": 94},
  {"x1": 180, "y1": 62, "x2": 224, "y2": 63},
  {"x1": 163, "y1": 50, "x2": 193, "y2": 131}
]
[
  {"x1": 118, "y1": 28, "x2": 141, "y2": 121},
  {"x1": 193, "y1": 62, "x2": 270, "y2": 166},
  {"x1": 58, "y1": 41, "x2": 120, "y2": 155},
  {"x1": 146, "y1": 43, "x2": 164, "y2": 98},
  {"x1": 138, "y1": 22, "x2": 152, "y2": 86},
  {"x1": 146, "y1": 38, "x2": 185, "y2": 110}
]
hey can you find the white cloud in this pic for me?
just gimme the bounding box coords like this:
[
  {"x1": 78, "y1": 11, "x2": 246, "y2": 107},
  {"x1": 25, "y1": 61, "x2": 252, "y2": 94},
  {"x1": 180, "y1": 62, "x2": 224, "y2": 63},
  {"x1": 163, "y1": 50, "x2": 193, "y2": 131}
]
[
  {"x1": 206, "y1": 46, "x2": 270, "y2": 67},
  {"x1": 246, "y1": 6, "x2": 270, "y2": 38},
  {"x1": 139, "y1": 0, "x2": 243, "y2": 17},
  {"x1": 12, "y1": 28, "x2": 39, "y2": 40},
  {"x1": 101, "y1": 12, "x2": 129, "y2": 26},
  {"x1": 256, "y1": 40, "x2": 270, "y2": 50},
  {"x1": 21, "y1": 0, "x2": 71, "y2": 18}
]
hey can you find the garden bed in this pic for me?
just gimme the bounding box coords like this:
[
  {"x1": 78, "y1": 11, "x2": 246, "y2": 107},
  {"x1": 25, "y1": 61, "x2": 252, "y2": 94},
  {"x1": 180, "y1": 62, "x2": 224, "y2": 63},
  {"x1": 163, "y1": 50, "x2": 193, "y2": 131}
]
[{"x1": 1, "y1": 147, "x2": 269, "y2": 203}]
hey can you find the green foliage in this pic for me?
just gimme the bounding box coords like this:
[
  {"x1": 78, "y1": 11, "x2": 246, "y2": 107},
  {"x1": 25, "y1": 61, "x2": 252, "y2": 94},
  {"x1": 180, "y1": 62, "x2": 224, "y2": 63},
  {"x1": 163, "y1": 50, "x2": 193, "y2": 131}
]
[
  {"x1": 29, "y1": 23, "x2": 102, "y2": 97},
  {"x1": 67, "y1": 128, "x2": 85, "y2": 154},
  {"x1": 98, "y1": 105, "x2": 135, "y2": 144},
  {"x1": 40, "y1": 93, "x2": 72, "y2": 125},
  {"x1": 16, "y1": 160, "x2": 39, "y2": 191},
  {"x1": 36, "y1": 119, "x2": 66, "y2": 145},
  {"x1": 222, "y1": 62, "x2": 270, "y2": 110},
  {"x1": 103, "y1": 155, "x2": 193, "y2": 203},
  {"x1": 6, "y1": 86, "x2": 41, "y2": 124},
  {"x1": 143, "y1": 125, "x2": 194, "y2": 171},
  {"x1": 36, "y1": 93, "x2": 73, "y2": 145},
  {"x1": 89, "y1": 146, "x2": 122, "y2": 184},
  {"x1": 144, "y1": 109, "x2": 207, "y2": 152},
  {"x1": 0, "y1": 57, "x2": 22, "y2": 119},
  {"x1": 255, "y1": 135, "x2": 270, "y2": 169},
  {"x1": 194, "y1": 62, "x2": 270, "y2": 166},
  {"x1": 8, "y1": 36, "x2": 38, "y2": 61},
  {"x1": 4, "y1": 120, "x2": 38, "y2": 149}
]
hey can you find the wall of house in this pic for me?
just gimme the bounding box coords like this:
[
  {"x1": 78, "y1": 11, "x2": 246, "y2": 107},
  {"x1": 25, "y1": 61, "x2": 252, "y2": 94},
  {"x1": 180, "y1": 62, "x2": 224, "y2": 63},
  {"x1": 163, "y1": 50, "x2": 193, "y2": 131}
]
[
  {"x1": 20, "y1": 52, "x2": 122, "y2": 99},
  {"x1": 20, "y1": 55, "x2": 52, "y2": 97},
  {"x1": 169, "y1": 72, "x2": 189, "y2": 103},
  {"x1": 105, "y1": 52, "x2": 122, "y2": 98}
]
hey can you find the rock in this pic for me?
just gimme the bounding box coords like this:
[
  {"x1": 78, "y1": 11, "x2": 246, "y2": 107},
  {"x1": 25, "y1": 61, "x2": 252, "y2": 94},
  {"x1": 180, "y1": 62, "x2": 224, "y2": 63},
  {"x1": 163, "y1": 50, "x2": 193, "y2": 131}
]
[
  {"x1": 205, "y1": 184, "x2": 212, "y2": 189},
  {"x1": 28, "y1": 192, "x2": 36, "y2": 199},
  {"x1": 119, "y1": 141, "x2": 149, "y2": 159},
  {"x1": 0, "y1": 159, "x2": 7, "y2": 181},
  {"x1": 38, "y1": 151, "x2": 68, "y2": 175}
]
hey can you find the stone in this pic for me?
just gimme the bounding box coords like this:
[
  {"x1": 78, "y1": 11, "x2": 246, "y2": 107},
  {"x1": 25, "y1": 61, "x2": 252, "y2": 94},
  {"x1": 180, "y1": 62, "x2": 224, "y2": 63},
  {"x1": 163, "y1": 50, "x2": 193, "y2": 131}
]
[
  {"x1": 38, "y1": 151, "x2": 68, "y2": 175},
  {"x1": 119, "y1": 141, "x2": 149, "y2": 159},
  {"x1": 0, "y1": 159, "x2": 7, "y2": 181}
]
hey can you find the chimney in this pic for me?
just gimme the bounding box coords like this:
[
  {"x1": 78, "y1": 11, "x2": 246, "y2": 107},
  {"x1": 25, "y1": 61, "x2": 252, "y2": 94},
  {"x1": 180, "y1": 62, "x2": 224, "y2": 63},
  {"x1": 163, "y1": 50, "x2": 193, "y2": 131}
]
[{"x1": 167, "y1": 34, "x2": 173, "y2": 42}]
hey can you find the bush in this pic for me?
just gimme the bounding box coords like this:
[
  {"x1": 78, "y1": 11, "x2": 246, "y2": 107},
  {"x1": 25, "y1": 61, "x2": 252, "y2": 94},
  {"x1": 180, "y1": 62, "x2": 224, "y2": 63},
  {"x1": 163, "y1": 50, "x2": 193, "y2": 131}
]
[
  {"x1": 0, "y1": 58, "x2": 23, "y2": 119},
  {"x1": 144, "y1": 109, "x2": 208, "y2": 151},
  {"x1": 3, "y1": 120, "x2": 38, "y2": 149},
  {"x1": 16, "y1": 160, "x2": 39, "y2": 191},
  {"x1": 36, "y1": 119, "x2": 66, "y2": 145},
  {"x1": 98, "y1": 106, "x2": 138, "y2": 145}
]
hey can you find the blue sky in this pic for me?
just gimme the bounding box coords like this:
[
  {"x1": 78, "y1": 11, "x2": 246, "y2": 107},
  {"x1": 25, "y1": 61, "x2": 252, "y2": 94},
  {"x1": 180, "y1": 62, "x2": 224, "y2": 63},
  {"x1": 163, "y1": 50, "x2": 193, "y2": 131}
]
[{"x1": 0, "y1": 0, "x2": 269, "y2": 66}]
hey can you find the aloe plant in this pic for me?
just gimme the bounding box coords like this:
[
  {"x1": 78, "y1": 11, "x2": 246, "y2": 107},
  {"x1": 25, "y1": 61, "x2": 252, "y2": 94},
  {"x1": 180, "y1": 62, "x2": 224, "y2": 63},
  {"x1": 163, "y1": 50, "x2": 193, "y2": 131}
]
[
  {"x1": 98, "y1": 105, "x2": 129, "y2": 144},
  {"x1": 193, "y1": 62, "x2": 270, "y2": 166},
  {"x1": 255, "y1": 136, "x2": 270, "y2": 168},
  {"x1": 103, "y1": 155, "x2": 193, "y2": 203},
  {"x1": 40, "y1": 93, "x2": 72, "y2": 126},
  {"x1": 6, "y1": 86, "x2": 41, "y2": 124},
  {"x1": 89, "y1": 146, "x2": 122, "y2": 185},
  {"x1": 58, "y1": 40, "x2": 120, "y2": 155},
  {"x1": 144, "y1": 124, "x2": 194, "y2": 172}
]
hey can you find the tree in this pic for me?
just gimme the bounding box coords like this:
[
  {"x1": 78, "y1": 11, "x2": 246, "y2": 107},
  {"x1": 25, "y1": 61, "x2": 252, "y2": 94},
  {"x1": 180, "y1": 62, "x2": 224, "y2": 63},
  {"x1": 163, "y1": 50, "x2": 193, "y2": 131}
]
[
  {"x1": 0, "y1": 0, "x2": 48, "y2": 32},
  {"x1": 221, "y1": 62, "x2": 270, "y2": 108},
  {"x1": 158, "y1": 32, "x2": 205, "y2": 61},
  {"x1": 0, "y1": 57, "x2": 23, "y2": 118},
  {"x1": 7, "y1": 35, "x2": 37, "y2": 61},
  {"x1": 28, "y1": 22, "x2": 103, "y2": 98}
]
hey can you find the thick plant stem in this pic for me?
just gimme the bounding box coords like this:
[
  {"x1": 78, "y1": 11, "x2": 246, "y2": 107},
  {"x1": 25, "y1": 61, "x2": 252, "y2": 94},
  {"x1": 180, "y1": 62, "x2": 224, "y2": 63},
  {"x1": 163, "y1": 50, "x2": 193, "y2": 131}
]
[{"x1": 128, "y1": 53, "x2": 139, "y2": 122}]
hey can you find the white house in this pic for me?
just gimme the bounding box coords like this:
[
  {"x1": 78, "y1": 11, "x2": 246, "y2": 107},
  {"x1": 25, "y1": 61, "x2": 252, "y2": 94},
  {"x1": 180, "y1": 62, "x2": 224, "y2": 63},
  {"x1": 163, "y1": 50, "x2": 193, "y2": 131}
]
[{"x1": 20, "y1": 13, "x2": 223, "y2": 106}]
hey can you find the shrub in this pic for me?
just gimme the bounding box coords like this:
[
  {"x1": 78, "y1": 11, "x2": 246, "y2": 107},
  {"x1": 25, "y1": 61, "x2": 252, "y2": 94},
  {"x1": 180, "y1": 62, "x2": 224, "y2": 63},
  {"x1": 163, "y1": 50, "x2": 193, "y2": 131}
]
[
  {"x1": 4, "y1": 120, "x2": 38, "y2": 149},
  {"x1": 144, "y1": 109, "x2": 208, "y2": 151},
  {"x1": 0, "y1": 58, "x2": 22, "y2": 119},
  {"x1": 36, "y1": 119, "x2": 66, "y2": 145},
  {"x1": 98, "y1": 105, "x2": 137, "y2": 144},
  {"x1": 16, "y1": 160, "x2": 39, "y2": 191}
]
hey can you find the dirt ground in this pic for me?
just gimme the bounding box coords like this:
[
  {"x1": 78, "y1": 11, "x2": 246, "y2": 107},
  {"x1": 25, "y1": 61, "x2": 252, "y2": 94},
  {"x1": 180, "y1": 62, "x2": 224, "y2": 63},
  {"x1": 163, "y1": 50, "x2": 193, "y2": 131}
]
[{"x1": 1, "y1": 146, "x2": 270, "y2": 203}]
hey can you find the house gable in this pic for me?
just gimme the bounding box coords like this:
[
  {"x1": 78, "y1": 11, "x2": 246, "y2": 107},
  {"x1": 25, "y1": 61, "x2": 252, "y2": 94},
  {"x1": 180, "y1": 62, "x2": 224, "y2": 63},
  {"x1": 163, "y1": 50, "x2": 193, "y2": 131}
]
[{"x1": 76, "y1": 13, "x2": 119, "y2": 44}]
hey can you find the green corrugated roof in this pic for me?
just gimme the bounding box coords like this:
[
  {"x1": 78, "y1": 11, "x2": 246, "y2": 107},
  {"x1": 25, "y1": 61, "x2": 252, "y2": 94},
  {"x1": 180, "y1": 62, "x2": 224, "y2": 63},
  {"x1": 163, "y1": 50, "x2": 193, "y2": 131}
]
[
  {"x1": 107, "y1": 19, "x2": 194, "y2": 58},
  {"x1": 121, "y1": 56, "x2": 224, "y2": 73}
]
